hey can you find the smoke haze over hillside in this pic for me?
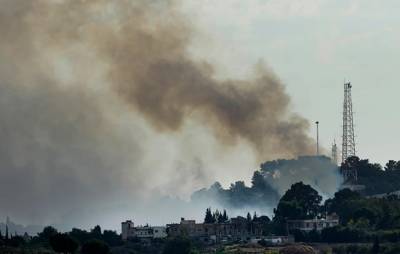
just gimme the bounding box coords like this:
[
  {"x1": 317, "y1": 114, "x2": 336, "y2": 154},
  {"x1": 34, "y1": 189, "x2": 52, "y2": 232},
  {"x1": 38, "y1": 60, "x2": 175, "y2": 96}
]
[{"x1": 0, "y1": 0, "x2": 318, "y2": 230}]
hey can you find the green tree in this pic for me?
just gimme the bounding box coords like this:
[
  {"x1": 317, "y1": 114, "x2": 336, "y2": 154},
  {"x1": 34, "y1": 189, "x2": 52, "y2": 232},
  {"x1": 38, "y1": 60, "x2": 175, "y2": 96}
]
[
  {"x1": 69, "y1": 228, "x2": 90, "y2": 244},
  {"x1": 275, "y1": 182, "x2": 322, "y2": 220},
  {"x1": 246, "y1": 212, "x2": 252, "y2": 222},
  {"x1": 221, "y1": 210, "x2": 228, "y2": 223},
  {"x1": 8, "y1": 236, "x2": 25, "y2": 247},
  {"x1": 204, "y1": 208, "x2": 215, "y2": 223},
  {"x1": 274, "y1": 201, "x2": 304, "y2": 220},
  {"x1": 38, "y1": 226, "x2": 58, "y2": 241},
  {"x1": 90, "y1": 225, "x2": 102, "y2": 239},
  {"x1": 32, "y1": 226, "x2": 58, "y2": 246},
  {"x1": 325, "y1": 188, "x2": 360, "y2": 213},
  {"x1": 385, "y1": 160, "x2": 400, "y2": 171},
  {"x1": 81, "y1": 239, "x2": 109, "y2": 254},
  {"x1": 324, "y1": 188, "x2": 362, "y2": 225},
  {"x1": 49, "y1": 233, "x2": 78, "y2": 254},
  {"x1": 253, "y1": 212, "x2": 258, "y2": 222},
  {"x1": 102, "y1": 230, "x2": 122, "y2": 247},
  {"x1": 213, "y1": 210, "x2": 221, "y2": 223}
]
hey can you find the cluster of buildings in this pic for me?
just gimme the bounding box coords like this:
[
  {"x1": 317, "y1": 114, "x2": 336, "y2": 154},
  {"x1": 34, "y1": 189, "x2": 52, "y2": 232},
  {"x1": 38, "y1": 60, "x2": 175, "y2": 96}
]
[
  {"x1": 167, "y1": 217, "x2": 265, "y2": 243},
  {"x1": 121, "y1": 215, "x2": 339, "y2": 245},
  {"x1": 122, "y1": 217, "x2": 277, "y2": 244}
]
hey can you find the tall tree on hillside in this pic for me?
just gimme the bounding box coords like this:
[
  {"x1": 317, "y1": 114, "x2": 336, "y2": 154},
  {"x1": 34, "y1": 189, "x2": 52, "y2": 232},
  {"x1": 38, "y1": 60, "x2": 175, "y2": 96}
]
[
  {"x1": 204, "y1": 208, "x2": 214, "y2": 223},
  {"x1": 324, "y1": 188, "x2": 361, "y2": 215},
  {"x1": 222, "y1": 210, "x2": 228, "y2": 223},
  {"x1": 274, "y1": 182, "x2": 322, "y2": 221},
  {"x1": 213, "y1": 210, "x2": 221, "y2": 223},
  {"x1": 5, "y1": 224, "x2": 8, "y2": 241},
  {"x1": 91, "y1": 225, "x2": 102, "y2": 239},
  {"x1": 247, "y1": 212, "x2": 252, "y2": 222},
  {"x1": 385, "y1": 160, "x2": 400, "y2": 171},
  {"x1": 253, "y1": 212, "x2": 258, "y2": 222},
  {"x1": 38, "y1": 226, "x2": 58, "y2": 242}
]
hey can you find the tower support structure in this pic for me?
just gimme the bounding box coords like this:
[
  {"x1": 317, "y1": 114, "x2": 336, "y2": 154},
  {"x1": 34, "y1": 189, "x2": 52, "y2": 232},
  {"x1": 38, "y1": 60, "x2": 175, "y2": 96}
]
[{"x1": 341, "y1": 82, "x2": 357, "y2": 182}]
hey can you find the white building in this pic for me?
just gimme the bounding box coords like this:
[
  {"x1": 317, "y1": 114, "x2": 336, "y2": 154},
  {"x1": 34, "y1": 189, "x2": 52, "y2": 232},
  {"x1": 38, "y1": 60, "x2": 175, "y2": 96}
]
[
  {"x1": 287, "y1": 216, "x2": 339, "y2": 232},
  {"x1": 152, "y1": 226, "x2": 168, "y2": 238},
  {"x1": 250, "y1": 235, "x2": 294, "y2": 245},
  {"x1": 121, "y1": 220, "x2": 167, "y2": 241}
]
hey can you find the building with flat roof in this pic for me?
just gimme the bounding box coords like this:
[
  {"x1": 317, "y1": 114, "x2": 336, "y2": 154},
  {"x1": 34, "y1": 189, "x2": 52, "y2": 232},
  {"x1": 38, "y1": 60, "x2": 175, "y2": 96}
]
[
  {"x1": 121, "y1": 220, "x2": 167, "y2": 241},
  {"x1": 287, "y1": 215, "x2": 339, "y2": 232}
]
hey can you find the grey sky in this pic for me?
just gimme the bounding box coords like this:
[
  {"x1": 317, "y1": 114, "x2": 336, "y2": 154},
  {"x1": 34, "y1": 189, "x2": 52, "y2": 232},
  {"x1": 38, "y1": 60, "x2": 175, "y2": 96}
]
[{"x1": 183, "y1": 0, "x2": 400, "y2": 165}]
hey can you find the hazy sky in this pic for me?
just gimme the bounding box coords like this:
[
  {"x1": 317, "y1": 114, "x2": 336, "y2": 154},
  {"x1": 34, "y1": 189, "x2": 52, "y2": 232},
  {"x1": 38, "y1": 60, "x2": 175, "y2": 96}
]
[{"x1": 182, "y1": 0, "x2": 400, "y2": 165}]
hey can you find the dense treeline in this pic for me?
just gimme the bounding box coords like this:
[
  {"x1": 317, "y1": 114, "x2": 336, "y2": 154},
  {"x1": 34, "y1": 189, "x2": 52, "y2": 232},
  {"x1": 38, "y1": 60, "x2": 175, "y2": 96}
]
[
  {"x1": 193, "y1": 156, "x2": 400, "y2": 213},
  {"x1": 204, "y1": 208, "x2": 229, "y2": 223},
  {"x1": 343, "y1": 156, "x2": 400, "y2": 195},
  {"x1": 272, "y1": 180, "x2": 400, "y2": 244},
  {"x1": 0, "y1": 225, "x2": 121, "y2": 254}
]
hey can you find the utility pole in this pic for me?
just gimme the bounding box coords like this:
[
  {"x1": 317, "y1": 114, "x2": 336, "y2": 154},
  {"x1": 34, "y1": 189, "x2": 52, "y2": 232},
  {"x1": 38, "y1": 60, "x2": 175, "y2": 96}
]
[
  {"x1": 331, "y1": 139, "x2": 338, "y2": 165},
  {"x1": 315, "y1": 121, "x2": 319, "y2": 156}
]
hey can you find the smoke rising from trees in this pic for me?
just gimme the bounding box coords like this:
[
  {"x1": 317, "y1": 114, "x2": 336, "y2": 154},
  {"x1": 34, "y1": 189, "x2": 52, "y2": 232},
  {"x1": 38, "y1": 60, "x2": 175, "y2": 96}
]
[
  {"x1": 0, "y1": 0, "x2": 320, "y2": 228},
  {"x1": 192, "y1": 156, "x2": 342, "y2": 216}
]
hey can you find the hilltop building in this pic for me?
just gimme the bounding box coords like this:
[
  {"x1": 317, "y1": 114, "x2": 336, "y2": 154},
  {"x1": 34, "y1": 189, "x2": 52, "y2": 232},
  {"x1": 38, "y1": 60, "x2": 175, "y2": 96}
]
[{"x1": 121, "y1": 220, "x2": 167, "y2": 241}]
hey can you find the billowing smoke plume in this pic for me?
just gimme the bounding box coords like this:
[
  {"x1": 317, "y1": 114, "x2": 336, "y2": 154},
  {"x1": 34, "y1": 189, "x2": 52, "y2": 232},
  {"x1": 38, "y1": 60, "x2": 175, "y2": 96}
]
[{"x1": 0, "y1": 0, "x2": 317, "y2": 230}]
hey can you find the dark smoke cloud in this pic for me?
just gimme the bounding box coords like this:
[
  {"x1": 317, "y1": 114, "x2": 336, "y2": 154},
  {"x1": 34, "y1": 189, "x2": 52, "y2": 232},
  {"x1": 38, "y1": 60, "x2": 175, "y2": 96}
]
[
  {"x1": 21, "y1": 0, "x2": 314, "y2": 159},
  {"x1": 96, "y1": 6, "x2": 315, "y2": 159},
  {"x1": 0, "y1": 0, "x2": 316, "y2": 229}
]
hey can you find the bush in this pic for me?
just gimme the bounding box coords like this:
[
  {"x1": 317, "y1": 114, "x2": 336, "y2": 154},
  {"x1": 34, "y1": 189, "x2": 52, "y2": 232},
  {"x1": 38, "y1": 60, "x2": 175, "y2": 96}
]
[
  {"x1": 163, "y1": 237, "x2": 193, "y2": 254},
  {"x1": 81, "y1": 239, "x2": 110, "y2": 254},
  {"x1": 49, "y1": 233, "x2": 78, "y2": 254},
  {"x1": 8, "y1": 236, "x2": 26, "y2": 247},
  {"x1": 321, "y1": 226, "x2": 367, "y2": 243}
]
